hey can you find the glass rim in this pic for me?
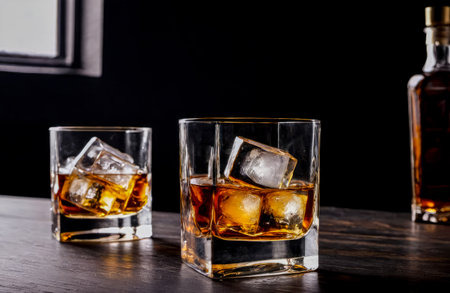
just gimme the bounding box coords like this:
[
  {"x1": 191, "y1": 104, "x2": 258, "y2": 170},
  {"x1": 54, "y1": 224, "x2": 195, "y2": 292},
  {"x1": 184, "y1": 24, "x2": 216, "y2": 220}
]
[
  {"x1": 179, "y1": 117, "x2": 321, "y2": 124},
  {"x1": 49, "y1": 126, "x2": 152, "y2": 132}
]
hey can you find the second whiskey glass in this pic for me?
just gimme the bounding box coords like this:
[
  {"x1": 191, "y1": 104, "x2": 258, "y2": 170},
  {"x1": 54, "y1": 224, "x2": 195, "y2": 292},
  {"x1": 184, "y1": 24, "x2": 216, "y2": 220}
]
[{"x1": 179, "y1": 118, "x2": 320, "y2": 278}]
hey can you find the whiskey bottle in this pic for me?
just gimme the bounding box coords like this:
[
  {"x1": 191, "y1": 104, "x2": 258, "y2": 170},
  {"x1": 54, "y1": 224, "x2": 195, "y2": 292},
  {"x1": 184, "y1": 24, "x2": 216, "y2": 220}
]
[{"x1": 408, "y1": 6, "x2": 450, "y2": 223}]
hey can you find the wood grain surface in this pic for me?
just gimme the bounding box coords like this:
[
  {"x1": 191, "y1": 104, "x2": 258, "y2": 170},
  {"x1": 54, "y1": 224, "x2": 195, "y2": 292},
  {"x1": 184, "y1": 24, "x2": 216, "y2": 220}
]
[{"x1": 0, "y1": 195, "x2": 449, "y2": 292}]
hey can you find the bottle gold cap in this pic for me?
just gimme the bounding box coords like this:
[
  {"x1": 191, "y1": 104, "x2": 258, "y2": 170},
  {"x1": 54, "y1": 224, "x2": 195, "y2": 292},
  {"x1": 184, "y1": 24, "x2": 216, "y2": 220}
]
[{"x1": 426, "y1": 6, "x2": 450, "y2": 26}]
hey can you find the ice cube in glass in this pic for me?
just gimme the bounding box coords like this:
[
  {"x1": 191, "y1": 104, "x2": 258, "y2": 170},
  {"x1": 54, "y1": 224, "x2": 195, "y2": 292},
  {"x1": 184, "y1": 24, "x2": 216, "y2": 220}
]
[
  {"x1": 213, "y1": 184, "x2": 263, "y2": 238},
  {"x1": 224, "y1": 136, "x2": 297, "y2": 188},
  {"x1": 61, "y1": 137, "x2": 140, "y2": 216},
  {"x1": 262, "y1": 190, "x2": 308, "y2": 238}
]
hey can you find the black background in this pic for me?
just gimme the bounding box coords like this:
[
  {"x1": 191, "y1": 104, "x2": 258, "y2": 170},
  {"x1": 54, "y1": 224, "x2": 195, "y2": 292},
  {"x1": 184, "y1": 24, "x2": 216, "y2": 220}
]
[{"x1": 0, "y1": 0, "x2": 442, "y2": 212}]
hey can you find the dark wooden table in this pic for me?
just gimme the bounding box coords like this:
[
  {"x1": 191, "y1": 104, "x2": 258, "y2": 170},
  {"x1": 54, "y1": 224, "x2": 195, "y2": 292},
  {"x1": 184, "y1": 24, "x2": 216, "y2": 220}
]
[{"x1": 1, "y1": 195, "x2": 449, "y2": 292}]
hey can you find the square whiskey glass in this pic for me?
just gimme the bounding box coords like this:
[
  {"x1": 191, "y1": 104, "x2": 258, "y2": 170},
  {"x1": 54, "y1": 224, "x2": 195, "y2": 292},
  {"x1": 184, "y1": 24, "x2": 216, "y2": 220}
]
[
  {"x1": 50, "y1": 126, "x2": 152, "y2": 242},
  {"x1": 179, "y1": 118, "x2": 320, "y2": 278}
]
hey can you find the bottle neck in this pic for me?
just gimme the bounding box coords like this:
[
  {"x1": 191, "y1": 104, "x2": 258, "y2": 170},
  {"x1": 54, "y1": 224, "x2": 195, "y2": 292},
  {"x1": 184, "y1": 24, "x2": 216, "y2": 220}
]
[{"x1": 424, "y1": 26, "x2": 450, "y2": 72}]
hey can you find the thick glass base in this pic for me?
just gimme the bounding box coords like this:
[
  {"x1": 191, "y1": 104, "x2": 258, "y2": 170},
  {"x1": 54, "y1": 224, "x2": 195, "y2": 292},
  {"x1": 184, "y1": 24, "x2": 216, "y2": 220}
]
[
  {"x1": 184, "y1": 255, "x2": 318, "y2": 279},
  {"x1": 181, "y1": 224, "x2": 319, "y2": 279},
  {"x1": 413, "y1": 205, "x2": 450, "y2": 224},
  {"x1": 52, "y1": 207, "x2": 152, "y2": 242}
]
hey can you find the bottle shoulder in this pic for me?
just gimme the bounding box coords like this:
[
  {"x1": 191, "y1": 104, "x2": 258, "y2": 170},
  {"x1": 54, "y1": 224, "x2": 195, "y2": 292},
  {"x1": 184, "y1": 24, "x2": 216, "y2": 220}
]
[
  {"x1": 408, "y1": 74, "x2": 425, "y2": 89},
  {"x1": 408, "y1": 71, "x2": 450, "y2": 92}
]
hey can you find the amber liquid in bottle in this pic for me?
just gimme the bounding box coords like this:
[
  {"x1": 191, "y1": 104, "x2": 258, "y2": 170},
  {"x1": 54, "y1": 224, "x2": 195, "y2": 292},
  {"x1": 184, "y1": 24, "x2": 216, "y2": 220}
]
[{"x1": 408, "y1": 19, "x2": 450, "y2": 223}]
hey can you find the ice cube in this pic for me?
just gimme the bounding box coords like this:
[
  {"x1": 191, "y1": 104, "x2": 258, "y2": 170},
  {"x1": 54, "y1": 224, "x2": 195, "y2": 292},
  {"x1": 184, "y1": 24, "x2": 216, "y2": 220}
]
[
  {"x1": 62, "y1": 171, "x2": 117, "y2": 215},
  {"x1": 66, "y1": 176, "x2": 91, "y2": 204},
  {"x1": 263, "y1": 190, "x2": 307, "y2": 232},
  {"x1": 59, "y1": 156, "x2": 76, "y2": 174},
  {"x1": 214, "y1": 185, "x2": 262, "y2": 236},
  {"x1": 92, "y1": 152, "x2": 140, "y2": 190},
  {"x1": 224, "y1": 137, "x2": 297, "y2": 188},
  {"x1": 74, "y1": 137, "x2": 134, "y2": 171},
  {"x1": 61, "y1": 137, "x2": 140, "y2": 216}
]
